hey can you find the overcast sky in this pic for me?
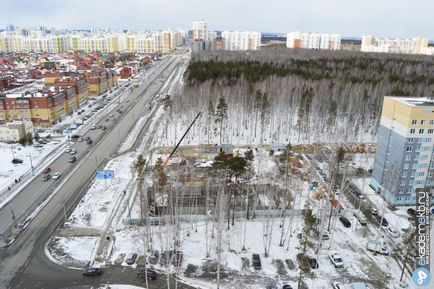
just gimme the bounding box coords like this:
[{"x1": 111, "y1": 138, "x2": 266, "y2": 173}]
[{"x1": 1, "y1": 0, "x2": 433, "y2": 39}]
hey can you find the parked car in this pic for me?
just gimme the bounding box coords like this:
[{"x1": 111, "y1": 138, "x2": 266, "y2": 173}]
[
  {"x1": 52, "y1": 172, "x2": 61, "y2": 180},
  {"x1": 87, "y1": 138, "x2": 93, "y2": 145},
  {"x1": 82, "y1": 268, "x2": 102, "y2": 276},
  {"x1": 329, "y1": 251, "x2": 344, "y2": 268},
  {"x1": 386, "y1": 227, "x2": 399, "y2": 238},
  {"x1": 42, "y1": 174, "x2": 51, "y2": 182},
  {"x1": 137, "y1": 268, "x2": 157, "y2": 280},
  {"x1": 354, "y1": 211, "x2": 367, "y2": 226},
  {"x1": 252, "y1": 254, "x2": 261, "y2": 270},
  {"x1": 370, "y1": 208, "x2": 378, "y2": 215},
  {"x1": 149, "y1": 250, "x2": 160, "y2": 265},
  {"x1": 71, "y1": 134, "x2": 80, "y2": 139},
  {"x1": 339, "y1": 216, "x2": 351, "y2": 228},
  {"x1": 366, "y1": 238, "x2": 389, "y2": 255},
  {"x1": 11, "y1": 158, "x2": 23, "y2": 164},
  {"x1": 375, "y1": 215, "x2": 389, "y2": 227},
  {"x1": 407, "y1": 208, "x2": 416, "y2": 216},
  {"x1": 126, "y1": 253, "x2": 138, "y2": 265},
  {"x1": 70, "y1": 149, "x2": 77, "y2": 155},
  {"x1": 78, "y1": 137, "x2": 84, "y2": 142},
  {"x1": 321, "y1": 230, "x2": 330, "y2": 240},
  {"x1": 266, "y1": 283, "x2": 278, "y2": 289},
  {"x1": 91, "y1": 125, "x2": 96, "y2": 130},
  {"x1": 69, "y1": 156, "x2": 76, "y2": 163},
  {"x1": 282, "y1": 285, "x2": 293, "y2": 289},
  {"x1": 101, "y1": 126, "x2": 107, "y2": 130},
  {"x1": 42, "y1": 167, "x2": 51, "y2": 174},
  {"x1": 65, "y1": 147, "x2": 71, "y2": 153}
]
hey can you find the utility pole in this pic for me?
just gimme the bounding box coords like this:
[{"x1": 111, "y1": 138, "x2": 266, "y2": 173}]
[{"x1": 29, "y1": 154, "x2": 34, "y2": 176}]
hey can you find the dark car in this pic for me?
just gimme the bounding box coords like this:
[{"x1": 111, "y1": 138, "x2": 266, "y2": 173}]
[
  {"x1": 266, "y1": 284, "x2": 278, "y2": 289},
  {"x1": 138, "y1": 268, "x2": 157, "y2": 280},
  {"x1": 407, "y1": 208, "x2": 416, "y2": 216},
  {"x1": 101, "y1": 126, "x2": 107, "y2": 130},
  {"x1": 68, "y1": 156, "x2": 76, "y2": 163},
  {"x1": 252, "y1": 254, "x2": 261, "y2": 270},
  {"x1": 282, "y1": 285, "x2": 293, "y2": 289},
  {"x1": 339, "y1": 216, "x2": 351, "y2": 228},
  {"x1": 375, "y1": 215, "x2": 388, "y2": 227},
  {"x1": 149, "y1": 250, "x2": 160, "y2": 265},
  {"x1": 71, "y1": 134, "x2": 80, "y2": 139},
  {"x1": 12, "y1": 158, "x2": 23, "y2": 164},
  {"x1": 42, "y1": 167, "x2": 51, "y2": 174},
  {"x1": 82, "y1": 268, "x2": 103, "y2": 276},
  {"x1": 87, "y1": 138, "x2": 93, "y2": 145}
]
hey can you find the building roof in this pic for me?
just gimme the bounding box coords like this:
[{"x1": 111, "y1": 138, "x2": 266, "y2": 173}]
[{"x1": 388, "y1": 96, "x2": 434, "y2": 107}]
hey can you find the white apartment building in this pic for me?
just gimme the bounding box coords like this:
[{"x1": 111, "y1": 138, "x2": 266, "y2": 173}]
[
  {"x1": 286, "y1": 31, "x2": 341, "y2": 50},
  {"x1": 221, "y1": 31, "x2": 261, "y2": 50},
  {"x1": 0, "y1": 31, "x2": 184, "y2": 54},
  {"x1": 361, "y1": 35, "x2": 430, "y2": 55},
  {"x1": 192, "y1": 20, "x2": 207, "y2": 40}
]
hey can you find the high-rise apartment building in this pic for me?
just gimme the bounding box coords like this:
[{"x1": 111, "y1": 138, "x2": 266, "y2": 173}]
[
  {"x1": 192, "y1": 20, "x2": 207, "y2": 40},
  {"x1": 286, "y1": 32, "x2": 341, "y2": 50},
  {"x1": 371, "y1": 96, "x2": 434, "y2": 206},
  {"x1": 361, "y1": 35, "x2": 431, "y2": 55},
  {"x1": 221, "y1": 31, "x2": 261, "y2": 51}
]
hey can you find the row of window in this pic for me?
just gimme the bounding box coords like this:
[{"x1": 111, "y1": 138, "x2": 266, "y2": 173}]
[
  {"x1": 409, "y1": 129, "x2": 434, "y2": 134},
  {"x1": 402, "y1": 171, "x2": 425, "y2": 178},
  {"x1": 405, "y1": 146, "x2": 432, "y2": 153},
  {"x1": 395, "y1": 194, "x2": 411, "y2": 201},
  {"x1": 411, "y1": 119, "x2": 434, "y2": 125}
]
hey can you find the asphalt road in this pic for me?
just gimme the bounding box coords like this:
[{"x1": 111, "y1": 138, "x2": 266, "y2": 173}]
[{"x1": 0, "y1": 54, "x2": 196, "y2": 289}]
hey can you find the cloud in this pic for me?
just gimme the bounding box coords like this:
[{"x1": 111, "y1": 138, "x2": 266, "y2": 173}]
[{"x1": 0, "y1": 0, "x2": 433, "y2": 39}]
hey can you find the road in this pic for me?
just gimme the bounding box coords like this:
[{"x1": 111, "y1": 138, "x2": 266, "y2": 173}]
[{"x1": 0, "y1": 54, "x2": 195, "y2": 289}]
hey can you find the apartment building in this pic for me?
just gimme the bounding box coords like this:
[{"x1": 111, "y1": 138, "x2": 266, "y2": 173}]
[
  {"x1": 221, "y1": 31, "x2": 262, "y2": 51},
  {"x1": 361, "y1": 35, "x2": 431, "y2": 55},
  {"x1": 371, "y1": 96, "x2": 434, "y2": 206},
  {"x1": 84, "y1": 69, "x2": 117, "y2": 96},
  {"x1": 192, "y1": 20, "x2": 207, "y2": 41},
  {"x1": 45, "y1": 74, "x2": 89, "y2": 108},
  {"x1": 286, "y1": 32, "x2": 341, "y2": 50},
  {"x1": 0, "y1": 120, "x2": 34, "y2": 142}
]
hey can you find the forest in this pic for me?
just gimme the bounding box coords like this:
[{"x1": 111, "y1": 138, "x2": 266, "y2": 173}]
[{"x1": 160, "y1": 48, "x2": 434, "y2": 146}]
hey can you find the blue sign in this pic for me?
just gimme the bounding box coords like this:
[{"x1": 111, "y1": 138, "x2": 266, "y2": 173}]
[
  {"x1": 96, "y1": 170, "x2": 115, "y2": 180},
  {"x1": 412, "y1": 268, "x2": 431, "y2": 287}
]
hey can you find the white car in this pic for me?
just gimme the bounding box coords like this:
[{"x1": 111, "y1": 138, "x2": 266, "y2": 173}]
[
  {"x1": 65, "y1": 147, "x2": 71, "y2": 153},
  {"x1": 53, "y1": 172, "x2": 61, "y2": 180},
  {"x1": 91, "y1": 125, "x2": 96, "y2": 130},
  {"x1": 386, "y1": 227, "x2": 399, "y2": 238},
  {"x1": 370, "y1": 208, "x2": 378, "y2": 215},
  {"x1": 329, "y1": 251, "x2": 344, "y2": 268},
  {"x1": 70, "y1": 149, "x2": 77, "y2": 155}
]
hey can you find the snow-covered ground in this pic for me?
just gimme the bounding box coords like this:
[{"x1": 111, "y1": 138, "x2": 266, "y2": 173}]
[{"x1": 50, "y1": 236, "x2": 98, "y2": 264}]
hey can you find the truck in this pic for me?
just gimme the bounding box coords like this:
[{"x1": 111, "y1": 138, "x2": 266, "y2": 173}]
[{"x1": 366, "y1": 238, "x2": 389, "y2": 255}]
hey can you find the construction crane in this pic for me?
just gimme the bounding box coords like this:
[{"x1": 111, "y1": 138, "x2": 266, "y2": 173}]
[{"x1": 162, "y1": 112, "x2": 202, "y2": 168}]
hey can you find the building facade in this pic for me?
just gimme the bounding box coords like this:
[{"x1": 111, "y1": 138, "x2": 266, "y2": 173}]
[
  {"x1": 0, "y1": 120, "x2": 34, "y2": 142},
  {"x1": 361, "y1": 35, "x2": 431, "y2": 55},
  {"x1": 221, "y1": 31, "x2": 261, "y2": 51},
  {"x1": 286, "y1": 32, "x2": 341, "y2": 50},
  {"x1": 192, "y1": 20, "x2": 207, "y2": 41},
  {"x1": 371, "y1": 96, "x2": 434, "y2": 206}
]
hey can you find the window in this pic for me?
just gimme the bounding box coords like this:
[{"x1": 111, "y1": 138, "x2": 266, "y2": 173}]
[
  {"x1": 416, "y1": 146, "x2": 421, "y2": 152},
  {"x1": 410, "y1": 129, "x2": 415, "y2": 134},
  {"x1": 411, "y1": 171, "x2": 416, "y2": 176},
  {"x1": 412, "y1": 119, "x2": 417, "y2": 125},
  {"x1": 419, "y1": 129, "x2": 424, "y2": 134},
  {"x1": 421, "y1": 120, "x2": 426, "y2": 125},
  {"x1": 404, "y1": 163, "x2": 409, "y2": 169},
  {"x1": 402, "y1": 172, "x2": 407, "y2": 178},
  {"x1": 406, "y1": 146, "x2": 412, "y2": 152},
  {"x1": 428, "y1": 129, "x2": 434, "y2": 134},
  {"x1": 430, "y1": 120, "x2": 434, "y2": 125},
  {"x1": 399, "y1": 188, "x2": 404, "y2": 193},
  {"x1": 400, "y1": 180, "x2": 405, "y2": 186},
  {"x1": 425, "y1": 138, "x2": 432, "y2": 143},
  {"x1": 408, "y1": 138, "x2": 414, "y2": 143}
]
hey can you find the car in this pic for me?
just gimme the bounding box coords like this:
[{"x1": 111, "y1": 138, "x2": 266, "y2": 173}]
[
  {"x1": 332, "y1": 282, "x2": 345, "y2": 289},
  {"x1": 82, "y1": 268, "x2": 103, "y2": 276},
  {"x1": 370, "y1": 208, "x2": 378, "y2": 215},
  {"x1": 53, "y1": 172, "x2": 61, "y2": 180},
  {"x1": 329, "y1": 251, "x2": 344, "y2": 268},
  {"x1": 70, "y1": 149, "x2": 77, "y2": 155},
  {"x1": 375, "y1": 215, "x2": 388, "y2": 227},
  {"x1": 321, "y1": 230, "x2": 330, "y2": 240},
  {"x1": 42, "y1": 174, "x2": 51, "y2": 182},
  {"x1": 65, "y1": 147, "x2": 71, "y2": 153},
  {"x1": 91, "y1": 125, "x2": 96, "y2": 130},
  {"x1": 282, "y1": 285, "x2": 293, "y2": 289},
  {"x1": 42, "y1": 167, "x2": 51, "y2": 174},
  {"x1": 69, "y1": 156, "x2": 76, "y2": 163},
  {"x1": 71, "y1": 134, "x2": 80, "y2": 139},
  {"x1": 339, "y1": 216, "x2": 351, "y2": 228},
  {"x1": 252, "y1": 254, "x2": 261, "y2": 270},
  {"x1": 126, "y1": 253, "x2": 138, "y2": 265},
  {"x1": 354, "y1": 212, "x2": 367, "y2": 226},
  {"x1": 149, "y1": 250, "x2": 160, "y2": 265},
  {"x1": 407, "y1": 208, "x2": 416, "y2": 216},
  {"x1": 11, "y1": 158, "x2": 24, "y2": 164},
  {"x1": 101, "y1": 126, "x2": 107, "y2": 130},
  {"x1": 33, "y1": 143, "x2": 43, "y2": 148},
  {"x1": 109, "y1": 114, "x2": 114, "y2": 118},
  {"x1": 78, "y1": 137, "x2": 84, "y2": 142},
  {"x1": 138, "y1": 268, "x2": 157, "y2": 280},
  {"x1": 97, "y1": 124, "x2": 102, "y2": 129},
  {"x1": 87, "y1": 138, "x2": 93, "y2": 145},
  {"x1": 386, "y1": 227, "x2": 399, "y2": 238}
]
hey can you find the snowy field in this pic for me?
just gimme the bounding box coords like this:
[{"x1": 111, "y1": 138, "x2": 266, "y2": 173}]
[{"x1": 50, "y1": 236, "x2": 98, "y2": 264}]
